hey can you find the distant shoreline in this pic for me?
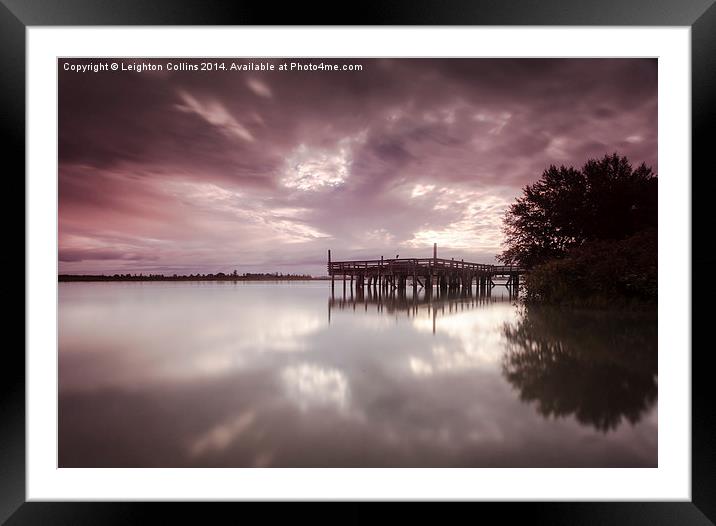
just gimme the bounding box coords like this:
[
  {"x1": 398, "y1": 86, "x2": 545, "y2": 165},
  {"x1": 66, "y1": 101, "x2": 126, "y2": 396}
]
[{"x1": 59, "y1": 274, "x2": 328, "y2": 282}]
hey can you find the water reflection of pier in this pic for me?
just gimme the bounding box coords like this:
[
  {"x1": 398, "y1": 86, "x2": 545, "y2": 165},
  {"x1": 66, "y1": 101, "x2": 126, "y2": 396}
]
[{"x1": 328, "y1": 284, "x2": 517, "y2": 333}]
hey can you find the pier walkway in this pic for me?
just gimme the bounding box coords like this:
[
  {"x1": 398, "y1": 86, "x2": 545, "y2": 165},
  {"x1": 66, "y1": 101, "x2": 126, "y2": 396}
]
[{"x1": 327, "y1": 244, "x2": 525, "y2": 292}]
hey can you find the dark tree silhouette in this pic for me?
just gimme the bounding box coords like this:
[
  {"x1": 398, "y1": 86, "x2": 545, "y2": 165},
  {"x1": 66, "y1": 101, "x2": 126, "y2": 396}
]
[
  {"x1": 502, "y1": 305, "x2": 657, "y2": 432},
  {"x1": 498, "y1": 153, "x2": 657, "y2": 268}
]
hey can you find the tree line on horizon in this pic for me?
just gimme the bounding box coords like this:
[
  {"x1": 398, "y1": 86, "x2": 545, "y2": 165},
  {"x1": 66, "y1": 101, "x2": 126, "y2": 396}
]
[{"x1": 58, "y1": 271, "x2": 316, "y2": 282}]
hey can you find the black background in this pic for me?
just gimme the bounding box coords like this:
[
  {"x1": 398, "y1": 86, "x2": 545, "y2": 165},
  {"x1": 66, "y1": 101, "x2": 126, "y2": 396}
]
[{"x1": 1, "y1": 0, "x2": 713, "y2": 524}]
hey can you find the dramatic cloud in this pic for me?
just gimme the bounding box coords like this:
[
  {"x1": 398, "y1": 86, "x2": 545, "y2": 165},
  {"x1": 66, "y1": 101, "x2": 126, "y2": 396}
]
[{"x1": 59, "y1": 58, "x2": 657, "y2": 275}]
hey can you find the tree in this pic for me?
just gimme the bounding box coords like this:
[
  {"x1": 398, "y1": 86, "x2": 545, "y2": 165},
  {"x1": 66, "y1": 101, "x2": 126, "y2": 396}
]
[
  {"x1": 498, "y1": 153, "x2": 657, "y2": 268},
  {"x1": 523, "y1": 228, "x2": 657, "y2": 306}
]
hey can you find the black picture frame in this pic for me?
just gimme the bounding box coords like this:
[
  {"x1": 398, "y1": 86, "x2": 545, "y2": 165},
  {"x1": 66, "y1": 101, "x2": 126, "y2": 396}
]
[{"x1": 2, "y1": 0, "x2": 712, "y2": 523}]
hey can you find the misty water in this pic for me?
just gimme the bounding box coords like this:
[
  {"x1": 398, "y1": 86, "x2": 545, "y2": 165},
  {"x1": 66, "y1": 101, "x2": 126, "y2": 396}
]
[{"x1": 59, "y1": 281, "x2": 657, "y2": 467}]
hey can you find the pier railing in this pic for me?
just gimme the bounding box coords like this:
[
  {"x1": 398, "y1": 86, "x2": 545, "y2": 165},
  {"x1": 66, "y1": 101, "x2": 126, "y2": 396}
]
[{"x1": 328, "y1": 257, "x2": 523, "y2": 275}]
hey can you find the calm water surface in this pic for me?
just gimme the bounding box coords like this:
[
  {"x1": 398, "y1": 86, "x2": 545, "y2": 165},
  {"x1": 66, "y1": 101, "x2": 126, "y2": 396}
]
[{"x1": 59, "y1": 281, "x2": 657, "y2": 467}]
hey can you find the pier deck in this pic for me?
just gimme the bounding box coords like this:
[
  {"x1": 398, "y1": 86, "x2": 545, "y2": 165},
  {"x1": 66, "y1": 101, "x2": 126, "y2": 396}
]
[{"x1": 327, "y1": 244, "x2": 525, "y2": 292}]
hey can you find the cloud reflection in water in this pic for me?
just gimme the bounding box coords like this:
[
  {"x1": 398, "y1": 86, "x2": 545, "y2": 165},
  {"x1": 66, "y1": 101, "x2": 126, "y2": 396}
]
[
  {"x1": 282, "y1": 363, "x2": 350, "y2": 413},
  {"x1": 59, "y1": 282, "x2": 657, "y2": 467}
]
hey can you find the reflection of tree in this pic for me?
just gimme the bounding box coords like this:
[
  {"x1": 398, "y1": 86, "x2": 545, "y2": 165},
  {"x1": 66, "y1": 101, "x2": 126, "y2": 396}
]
[{"x1": 502, "y1": 306, "x2": 657, "y2": 432}]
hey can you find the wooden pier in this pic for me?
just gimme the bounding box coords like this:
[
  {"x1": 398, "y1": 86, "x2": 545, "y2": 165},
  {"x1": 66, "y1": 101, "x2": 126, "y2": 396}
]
[{"x1": 327, "y1": 243, "x2": 525, "y2": 293}]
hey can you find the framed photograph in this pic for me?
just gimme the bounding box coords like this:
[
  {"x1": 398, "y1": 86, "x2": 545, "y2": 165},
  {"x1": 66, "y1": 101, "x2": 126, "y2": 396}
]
[{"x1": 5, "y1": 0, "x2": 712, "y2": 522}]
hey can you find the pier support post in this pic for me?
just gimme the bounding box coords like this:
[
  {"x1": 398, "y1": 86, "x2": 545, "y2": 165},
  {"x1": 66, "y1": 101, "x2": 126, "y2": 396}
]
[
  {"x1": 329, "y1": 249, "x2": 334, "y2": 292},
  {"x1": 379, "y1": 255, "x2": 383, "y2": 289}
]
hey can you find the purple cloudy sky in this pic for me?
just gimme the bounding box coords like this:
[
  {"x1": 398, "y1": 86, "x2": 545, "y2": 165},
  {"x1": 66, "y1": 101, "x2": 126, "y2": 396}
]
[{"x1": 59, "y1": 58, "x2": 657, "y2": 275}]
